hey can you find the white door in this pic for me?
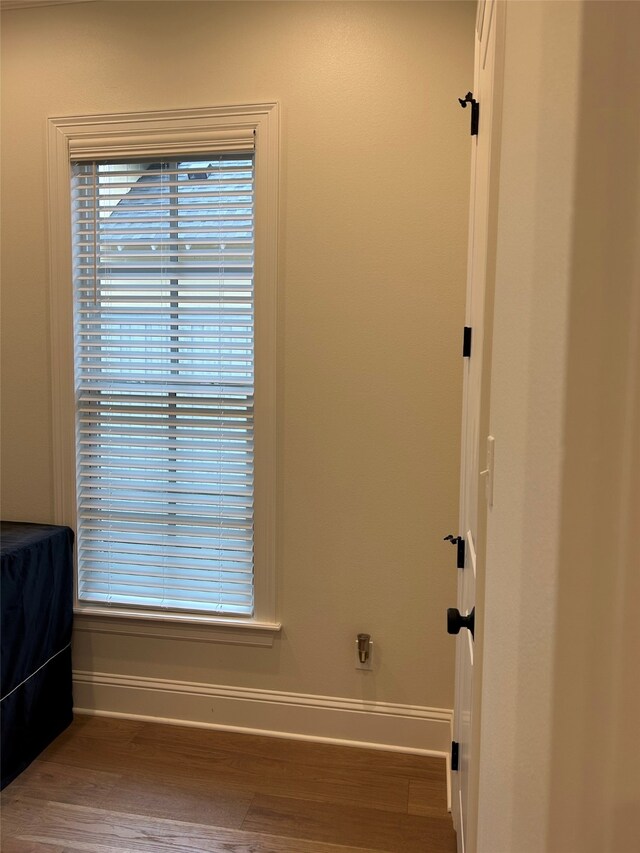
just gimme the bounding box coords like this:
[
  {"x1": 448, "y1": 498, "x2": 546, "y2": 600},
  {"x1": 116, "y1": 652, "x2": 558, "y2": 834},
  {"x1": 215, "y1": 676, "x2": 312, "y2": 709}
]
[{"x1": 451, "y1": 2, "x2": 499, "y2": 851}]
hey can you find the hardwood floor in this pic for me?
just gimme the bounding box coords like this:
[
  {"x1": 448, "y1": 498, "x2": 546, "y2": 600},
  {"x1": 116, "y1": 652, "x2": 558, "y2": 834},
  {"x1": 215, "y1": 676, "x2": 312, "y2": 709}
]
[{"x1": 1, "y1": 715, "x2": 456, "y2": 852}]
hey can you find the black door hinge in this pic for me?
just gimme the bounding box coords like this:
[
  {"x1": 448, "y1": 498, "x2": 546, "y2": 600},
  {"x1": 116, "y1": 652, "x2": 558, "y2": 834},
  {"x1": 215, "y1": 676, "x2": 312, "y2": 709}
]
[
  {"x1": 463, "y1": 326, "x2": 472, "y2": 357},
  {"x1": 458, "y1": 92, "x2": 479, "y2": 136},
  {"x1": 443, "y1": 534, "x2": 466, "y2": 569},
  {"x1": 451, "y1": 741, "x2": 460, "y2": 771}
]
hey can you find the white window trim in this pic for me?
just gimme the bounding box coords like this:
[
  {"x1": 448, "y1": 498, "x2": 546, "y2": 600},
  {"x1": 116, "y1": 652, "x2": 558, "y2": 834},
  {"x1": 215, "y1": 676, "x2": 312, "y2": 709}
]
[{"x1": 47, "y1": 104, "x2": 280, "y2": 645}]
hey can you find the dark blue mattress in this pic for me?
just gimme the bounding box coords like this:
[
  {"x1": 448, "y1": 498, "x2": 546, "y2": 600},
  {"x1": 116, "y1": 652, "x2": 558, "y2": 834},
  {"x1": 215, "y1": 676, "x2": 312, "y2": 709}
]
[{"x1": 1, "y1": 521, "x2": 74, "y2": 789}]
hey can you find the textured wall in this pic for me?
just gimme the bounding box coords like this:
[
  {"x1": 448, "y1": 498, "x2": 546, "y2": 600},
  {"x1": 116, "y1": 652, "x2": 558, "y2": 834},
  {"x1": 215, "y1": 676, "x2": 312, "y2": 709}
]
[{"x1": 0, "y1": 1, "x2": 474, "y2": 710}]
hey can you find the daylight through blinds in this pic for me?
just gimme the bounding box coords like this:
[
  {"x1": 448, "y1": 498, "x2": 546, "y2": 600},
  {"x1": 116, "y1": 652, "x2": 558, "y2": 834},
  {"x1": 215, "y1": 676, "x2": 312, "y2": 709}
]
[{"x1": 71, "y1": 154, "x2": 255, "y2": 615}]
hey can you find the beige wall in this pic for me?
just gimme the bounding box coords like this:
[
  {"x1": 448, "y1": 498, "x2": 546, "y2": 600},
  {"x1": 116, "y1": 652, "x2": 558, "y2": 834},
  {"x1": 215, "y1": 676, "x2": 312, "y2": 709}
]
[
  {"x1": 0, "y1": 1, "x2": 474, "y2": 711},
  {"x1": 548, "y1": 2, "x2": 640, "y2": 850}
]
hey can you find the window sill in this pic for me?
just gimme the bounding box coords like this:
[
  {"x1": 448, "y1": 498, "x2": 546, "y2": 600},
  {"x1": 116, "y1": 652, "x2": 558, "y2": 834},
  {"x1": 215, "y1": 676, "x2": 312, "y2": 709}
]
[{"x1": 73, "y1": 607, "x2": 281, "y2": 647}]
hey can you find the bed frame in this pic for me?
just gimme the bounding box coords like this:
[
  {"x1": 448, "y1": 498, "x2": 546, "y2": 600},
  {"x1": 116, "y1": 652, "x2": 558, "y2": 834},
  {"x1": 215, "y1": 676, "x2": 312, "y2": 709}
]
[{"x1": 1, "y1": 521, "x2": 74, "y2": 789}]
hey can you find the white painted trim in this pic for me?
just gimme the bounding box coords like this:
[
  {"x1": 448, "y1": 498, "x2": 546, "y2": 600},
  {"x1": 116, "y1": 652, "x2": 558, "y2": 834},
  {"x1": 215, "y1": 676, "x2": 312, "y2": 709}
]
[
  {"x1": 459, "y1": 788, "x2": 466, "y2": 853},
  {"x1": 73, "y1": 670, "x2": 453, "y2": 760},
  {"x1": 73, "y1": 611, "x2": 280, "y2": 647},
  {"x1": 47, "y1": 103, "x2": 279, "y2": 629}
]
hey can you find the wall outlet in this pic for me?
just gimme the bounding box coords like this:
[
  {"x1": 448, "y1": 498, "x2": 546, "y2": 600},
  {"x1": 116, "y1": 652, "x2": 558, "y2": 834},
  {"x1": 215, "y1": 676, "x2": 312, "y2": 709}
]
[{"x1": 355, "y1": 636, "x2": 373, "y2": 670}]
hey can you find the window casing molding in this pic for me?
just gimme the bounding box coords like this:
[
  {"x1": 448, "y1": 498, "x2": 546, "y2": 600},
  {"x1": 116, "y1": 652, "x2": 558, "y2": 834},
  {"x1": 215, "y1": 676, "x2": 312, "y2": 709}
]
[{"x1": 47, "y1": 104, "x2": 280, "y2": 643}]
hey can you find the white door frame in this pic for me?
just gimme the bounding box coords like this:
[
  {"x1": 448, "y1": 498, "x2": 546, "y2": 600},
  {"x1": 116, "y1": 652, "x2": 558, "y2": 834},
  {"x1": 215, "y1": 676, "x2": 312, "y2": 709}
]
[
  {"x1": 452, "y1": 1, "x2": 506, "y2": 850},
  {"x1": 465, "y1": 1, "x2": 640, "y2": 850}
]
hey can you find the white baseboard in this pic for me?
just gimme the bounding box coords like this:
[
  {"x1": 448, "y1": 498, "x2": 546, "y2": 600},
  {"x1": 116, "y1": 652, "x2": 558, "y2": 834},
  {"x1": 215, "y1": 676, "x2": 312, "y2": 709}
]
[{"x1": 73, "y1": 670, "x2": 453, "y2": 760}]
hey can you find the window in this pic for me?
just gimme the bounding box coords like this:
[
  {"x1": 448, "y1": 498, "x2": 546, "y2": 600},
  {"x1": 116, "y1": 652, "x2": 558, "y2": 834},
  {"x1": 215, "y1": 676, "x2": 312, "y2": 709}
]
[
  {"x1": 72, "y1": 155, "x2": 255, "y2": 615},
  {"x1": 48, "y1": 106, "x2": 279, "y2": 640}
]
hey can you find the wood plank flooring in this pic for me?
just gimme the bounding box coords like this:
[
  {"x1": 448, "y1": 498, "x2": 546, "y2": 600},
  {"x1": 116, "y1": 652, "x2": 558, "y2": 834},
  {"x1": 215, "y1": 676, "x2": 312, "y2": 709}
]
[{"x1": 1, "y1": 715, "x2": 456, "y2": 853}]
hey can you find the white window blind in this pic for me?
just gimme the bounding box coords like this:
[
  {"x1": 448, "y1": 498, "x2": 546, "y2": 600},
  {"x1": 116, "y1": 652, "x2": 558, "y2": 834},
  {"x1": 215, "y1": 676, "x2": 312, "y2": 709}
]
[{"x1": 71, "y1": 152, "x2": 255, "y2": 616}]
